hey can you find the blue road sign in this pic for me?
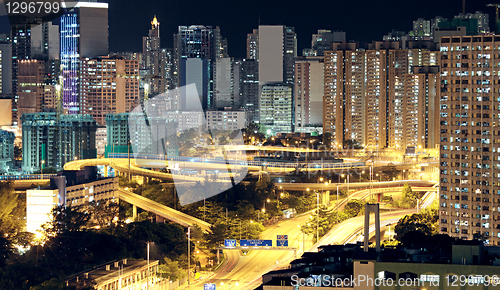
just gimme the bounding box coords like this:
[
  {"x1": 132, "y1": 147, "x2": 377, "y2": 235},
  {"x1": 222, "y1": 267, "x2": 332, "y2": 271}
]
[
  {"x1": 224, "y1": 239, "x2": 236, "y2": 247},
  {"x1": 204, "y1": 283, "x2": 216, "y2": 290},
  {"x1": 240, "y1": 239, "x2": 272, "y2": 247},
  {"x1": 277, "y1": 235, "x2": 288, "y2": 240},
  {"x1": 277, "y1": 239, "x2": 289, "y2": 247}
]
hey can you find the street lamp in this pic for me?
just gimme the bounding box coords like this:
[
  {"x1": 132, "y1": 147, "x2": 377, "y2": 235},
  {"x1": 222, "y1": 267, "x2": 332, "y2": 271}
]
[
  {"x1": 187, "y1": 227, "x2": 191, "y2": 286},
  {"x1": 316, "y1": 191, "x2": 319, "y2": 242},
  {"x1": 336, "y1": 184, "x2": 339, "y2": 221}
]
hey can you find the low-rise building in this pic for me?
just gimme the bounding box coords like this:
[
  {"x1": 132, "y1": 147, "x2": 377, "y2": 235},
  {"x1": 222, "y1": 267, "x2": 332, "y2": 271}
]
[
  {"x1": 262, "y1": 241, "x2": 500, "y2": 290},
  {"x1": 65, "y1": 259, "x2": 159, "y2": 290},
  {"x1": 26, "y1": 166, "x2": 118, "y2": 233}
]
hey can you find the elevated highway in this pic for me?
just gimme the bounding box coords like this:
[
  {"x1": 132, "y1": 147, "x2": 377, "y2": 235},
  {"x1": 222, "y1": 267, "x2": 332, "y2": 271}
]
[
  {"x1": 118, "y1": 189, "x2": 211, "y2": 232},
  {"x1": 278, "y1": 180, "x2": 437, "y2": 191}
]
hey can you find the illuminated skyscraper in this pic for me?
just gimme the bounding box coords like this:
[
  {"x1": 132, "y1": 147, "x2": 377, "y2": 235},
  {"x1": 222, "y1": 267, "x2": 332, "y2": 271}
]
[
  {"x1": 174, "y1": 25, "x2": 227, "y2": 110},
  {"x1": 80, "y1": 56, "x2": 140, "y2": 126},
  {"x1": 60, "y1": 1, "x2": 108, "y2": 113}
]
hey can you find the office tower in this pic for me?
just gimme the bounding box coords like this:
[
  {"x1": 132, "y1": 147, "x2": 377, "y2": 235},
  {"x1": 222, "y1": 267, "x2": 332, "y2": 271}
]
[
  {"x1": 31, "y1": 21, "x2": 60, "y2": 60},
  {"x1": 323, "y1": 41, "x2": 439, "y2": 149},
  {"x1": 254, "y1": 25, "x2": 296, "y2": 86},
  {"x1": 160, "y1": 48, "x2": 175, "y2": 91},
  {"x1": 11, "y1": 22, "x2": 33, "y2": 125},
  {"x1": 0, "y1": 129, "x2": 15, "y2": 173},
  {"x1": 179, "y1": 58, "x2": 210, "y2": 110},
  {"x1": 142, "y1": 16, "x2": 160, "y2": 71},
  {"x1": 311, "y1": 30, "x2": 346, "y2": 56},
  {"x1": 0, "y1": 41, "x2": 12, "y2": 96},
  {"x1": 260, "y1": 83, "x2": 293, "y2": 133},
  {"x1": 60, "y1": 1, "x2": 109, "y2": 113},
  {"x1": 142, "y1": 16, "x2": 169, "y2": 96},
  {"x1": 238, "y1": 59, "x2": 259, "y2": 124},
  {"x1": 80, "y1": 56, "x2": 140, "y2": 126},
  {"x1": 43, "y1": 85, "x2": 56, "y2": 109},
  {"x1": 438, "y1": 35, "x2": 500, "y2": 245},
  {"x1": 252, "y1": 25, "x2": 296, "y2": 130},
  {"x1": 246, "y1": 29, "x2": 258, "y2": 60},
  {"x1": 174, "y1": 25, "x2": 226, "y2": 109},
  {"x1": 214, "y1": 57, "x2": 233, "y2": 108},
  {"x1": 295, "y1": 56, "x2": 324, "y2": 134},
  {"x1": 17, "y1": 59, "x2": 45, "y2": 124},
  {"x1": 22, "y1": 112, "x2": 97, "y2": 173}
]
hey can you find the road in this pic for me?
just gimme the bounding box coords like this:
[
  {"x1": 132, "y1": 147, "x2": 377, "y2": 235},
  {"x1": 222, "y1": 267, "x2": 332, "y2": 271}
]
[
  {"x1": 118, "y1": 189, "x2": 212, "y2": 232},
  {"x1": 278, "y1": 180, "x2": 436, "y2": 192},
  {"x1": 188, "y1": 213, "x2": 314, "y2": 290}
]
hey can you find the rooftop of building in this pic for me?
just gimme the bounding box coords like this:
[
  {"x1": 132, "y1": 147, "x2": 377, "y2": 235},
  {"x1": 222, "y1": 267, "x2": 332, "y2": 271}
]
[{"x1": 66, "y1": 259, "x2": 158, "y2": 288}]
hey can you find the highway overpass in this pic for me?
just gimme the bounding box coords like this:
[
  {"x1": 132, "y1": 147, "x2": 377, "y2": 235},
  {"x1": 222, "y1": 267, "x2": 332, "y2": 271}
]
[{"x1": 118, "y1": 189, "x2": 211, "y2": 232}]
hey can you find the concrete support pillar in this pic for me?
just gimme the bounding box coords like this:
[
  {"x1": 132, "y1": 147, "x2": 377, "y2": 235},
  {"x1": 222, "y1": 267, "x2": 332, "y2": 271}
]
[
  {"x1": 322, "y1": 190, "x2": 330, "y2": 205},
  {"x1": 364, "y1": 203, "x2": 381, "y2": 252},
  {"x1": 156, "y1": 215, "x2": 166, "y2": 223},
  {"x1": 133, "y1": 205, "x2": 137, "y2": 221}
]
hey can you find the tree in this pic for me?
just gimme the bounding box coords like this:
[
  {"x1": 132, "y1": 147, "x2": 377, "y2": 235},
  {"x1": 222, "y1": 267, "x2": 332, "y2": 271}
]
[
  {"x1": 42, "y1": 205, "x2": 91, "y2": 236},
  {"x1": 158, "y1": 257, "x2": 187, "y2": 281},
  {"x1": 344, "y1": 199, "x2": 364, "y2": 218},
  {"x1": 392, "y1": 183, "x2": 418, "y2": 208},
  {"x1": 88, "y1": 200, "x2": 120, "y2": 231},
  {"x1": 381, "y1": 164, "x2": 401, "y2": 181},
  {"x1": 394, "y1": 201, "x2": 438, "y2": 242},
  {"x1": 0, "y1": 181, "x2": 24, "y2": 255}
]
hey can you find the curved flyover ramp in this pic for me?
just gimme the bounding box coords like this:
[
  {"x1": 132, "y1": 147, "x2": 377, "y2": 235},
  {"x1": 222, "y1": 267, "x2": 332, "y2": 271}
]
[{"x1": 118, "y1": 189, "x2": 211, "y2": 233}]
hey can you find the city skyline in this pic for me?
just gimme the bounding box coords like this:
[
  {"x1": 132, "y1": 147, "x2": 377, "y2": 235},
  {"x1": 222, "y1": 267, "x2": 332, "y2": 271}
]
[
  {"x1": 107, "y1": 0, "x2": 496, "y2": 57},
  {"x1": 0, "y1": 0, "x2": 497, "y2": 57}
]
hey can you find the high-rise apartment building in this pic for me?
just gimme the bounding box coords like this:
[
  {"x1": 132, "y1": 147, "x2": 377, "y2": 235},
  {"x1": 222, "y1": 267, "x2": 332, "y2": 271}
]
[
  {"x1": 403, "y1": 66, "x2": 440, "y2": 149},
  {"x1": 438, "y1": 35, "x2": 500, "y2": 245},
  {"x1": 80, "y1": 56, "x2": 140, "y2": 126},
  {"x1": 324, "y1": 41, "x2": 439, "y2": 149},
  {"x1": 22, "y1": 113, "x2": 98, "y2": 173},
  {"x1": 60, "y1": 1, "x2": 108, "y2": 113},
  {"x1": 295, "y1": 56, "x2": 324, "y2": 131}
]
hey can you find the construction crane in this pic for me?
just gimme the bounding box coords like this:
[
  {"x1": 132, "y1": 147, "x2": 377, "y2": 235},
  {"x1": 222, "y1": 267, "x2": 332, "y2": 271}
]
[{"x1": 487, "y1": 4, "x2": 500, "y2": 32}]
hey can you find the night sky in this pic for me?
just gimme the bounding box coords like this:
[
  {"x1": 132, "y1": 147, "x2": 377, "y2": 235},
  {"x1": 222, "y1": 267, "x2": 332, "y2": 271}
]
[
  {"x1": 107, "y1": 0, "x2": 496, "y2": 57},
  {"x1": 0, "y1": 0, "x2": 498, "y2": 58}
]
